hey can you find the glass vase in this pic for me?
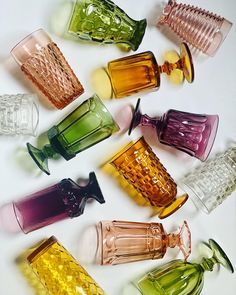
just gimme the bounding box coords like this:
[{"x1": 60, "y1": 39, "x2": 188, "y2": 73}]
[{"x1": 27, "y1": 94, "x2": 119, "y2": 175}]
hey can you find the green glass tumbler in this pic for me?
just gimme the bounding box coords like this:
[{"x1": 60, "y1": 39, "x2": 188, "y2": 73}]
[
  {"x1": 58, "y1": 0, "x2": 147, "y2": 51},
  {"x1": 27, "y1": 94, "x2": 119, "y2": 175},
  {"x1": 123, "y1": 239, "x2": 234, "y2": 295}
]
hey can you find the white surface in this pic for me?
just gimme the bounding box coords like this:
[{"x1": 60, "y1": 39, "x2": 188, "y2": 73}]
[{"x1": 0, "y1": 0, "x2": 236, "y2": 294}]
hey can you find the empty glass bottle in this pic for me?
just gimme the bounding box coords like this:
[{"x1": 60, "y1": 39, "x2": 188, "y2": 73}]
[
  {"x1": 27, "y1": 94, "x2": 119, "y2": 175},
  {"x1": 123, "y1": 239, "x2": 234, "y2": 295},
  {"x1": 128, "y1": 98, "x2": 219, "y2": 161}
]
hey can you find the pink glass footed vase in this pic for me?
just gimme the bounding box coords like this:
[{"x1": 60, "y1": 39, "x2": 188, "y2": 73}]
[
  {"x1": 128, "y1": 99, "x2": 218, "y2": 161},
  {"x1": 96, "y1": 220, "x2": 191, "y2": 265},
  {"x1": 157, "y1": 0, "x2": 232, "y2": 56}
]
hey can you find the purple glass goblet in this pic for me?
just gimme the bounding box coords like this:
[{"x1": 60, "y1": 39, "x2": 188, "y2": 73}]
[{"x1": 129, "y1": 99, "x2": 219, "y2": 161}]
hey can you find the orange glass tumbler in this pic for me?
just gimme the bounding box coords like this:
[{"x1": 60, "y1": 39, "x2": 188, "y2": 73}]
[{"x1": 110, "y1": 137, "x2": 188, "y2": 218}]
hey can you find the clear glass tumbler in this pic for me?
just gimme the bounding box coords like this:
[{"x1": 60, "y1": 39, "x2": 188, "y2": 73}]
[{"x1": 0, "y1": 94, "x2": 39, "y2": 136}]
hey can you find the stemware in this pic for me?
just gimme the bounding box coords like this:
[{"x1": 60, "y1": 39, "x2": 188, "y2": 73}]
[
  {"x1": 27, "y1": 94, "x2": 119, "y2": 175},
  {"x1": 128, "y1": 98, "x2": 219, "y2": 161}
]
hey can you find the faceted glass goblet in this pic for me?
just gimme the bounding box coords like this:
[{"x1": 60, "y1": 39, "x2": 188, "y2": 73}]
[
  {"x1": 0, "y1": 94, "x2": 39, "y2": 136},
  {"x1": 27, "y1": 94, "x2": 119, "y2": 175},
  {"x1": 128, "y1": 98, "x2": 219, "y2": 161}
]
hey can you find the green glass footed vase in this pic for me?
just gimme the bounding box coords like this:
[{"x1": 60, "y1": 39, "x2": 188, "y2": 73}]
[
  {"x1": 27, "y1": 94, "x2": 119, "y2": 175},
  {"x1": 62, "y1": 0, "x2": 147, "y2": 51},
  {"x1": 123, "y1": 239, "x2": 234, "y2": 295}
]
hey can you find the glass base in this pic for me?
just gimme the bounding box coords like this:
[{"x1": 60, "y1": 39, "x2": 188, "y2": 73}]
[{"x1": 27, "y1": 143, "x2": 50, "y2": 175}]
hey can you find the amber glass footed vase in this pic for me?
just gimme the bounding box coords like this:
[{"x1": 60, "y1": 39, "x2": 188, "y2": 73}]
[
  {"x1": 110, "y1": 137, "x2": 188, "y2": 218},
  {"x1": 96, "y1": 220, "x2": 191, "y2": 265}
]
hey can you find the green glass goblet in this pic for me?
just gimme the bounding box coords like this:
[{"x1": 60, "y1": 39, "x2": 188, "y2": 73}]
[
  {"x1": 124, "y1": 239, "x2": 234, "y2": 295},
  {"x1": 27, "y1": 94, "x2": 119, "y2": 175}
]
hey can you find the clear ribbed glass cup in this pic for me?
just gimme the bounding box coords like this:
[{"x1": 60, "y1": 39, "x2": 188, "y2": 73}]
[
  {"x1": 0, "y1": 94, "x2": 39, "y2": 136},
  {"x1": 11, "y1": 29, "x2": 84, "y2": 109},
  {"x1": 179, "y1": 145, "x2": 236, "y2": 213}
]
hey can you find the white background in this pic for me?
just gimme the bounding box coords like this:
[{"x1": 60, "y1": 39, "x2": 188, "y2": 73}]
[{"x1": 0, "y1": 0, "x2": 236, "y2": 294}]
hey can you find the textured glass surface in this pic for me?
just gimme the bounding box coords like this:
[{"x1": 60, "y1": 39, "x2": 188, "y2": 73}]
[
  {"x1": 28, "y1": 236, "x2": 105, "y2": 295},
  {"x1": 180, "y1": 146, "x2": 236, "y2": 213},
  {"x1": 68, "y1": 0, "x2": 146, "y2": 51},
  {"x1": 0, "y1": 94, "x2": 38, "y2": 136}
]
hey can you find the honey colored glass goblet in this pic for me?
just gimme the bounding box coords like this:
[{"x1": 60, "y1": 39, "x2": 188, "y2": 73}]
[
  {"x1": 96, "y1": 220, "x2": 191, "y2": 265},
  {"x1": 104, "y1": 42, "x2": 194, "y2": 98},
  {"x1": 128, "y1": 98, "x2": 219, "y2": 161},
  {"x1": 27, "y1": 94, "x2": 119, "y2": 175},
  {"x1": 110, "y1": 137, "x2": 188, "y2": 218}
]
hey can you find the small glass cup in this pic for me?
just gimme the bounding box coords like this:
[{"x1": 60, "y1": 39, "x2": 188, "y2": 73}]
[
  {"x1": 11, "y1": 29, "x2": 84, "y2": 109},
  {"x1": 27, "y1": 236, "x2": 105, "y2": 295},
  {"x1": 0, "y1": 94, "x2": 39, "y2": 136},
  {"x1": 179, "y1": 145, "x2": 236, "y2": 213},
  {"x1": 128, "y1": 98, "x2": 219, "y2": 161},
  {"x1": 110, "y1": 137, "x2": 188, "y2": 218},
  {"x1": 95, "y1": 220, "x2": 191, "y2": 265},
  {"x1": 27, "y1": 94, "x2": 120, "y2": 175}
]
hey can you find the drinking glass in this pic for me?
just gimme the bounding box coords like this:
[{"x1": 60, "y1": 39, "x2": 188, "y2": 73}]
[
  {"x1": 179, "y1": 145, "x2": 236, "y2": 213},
  {"x1": 0, "y1": 94, "x2": 39, "y2": 136},
  {"x1": 110, "y1": 137, "x2": 188, "y2": 218},
  {"x1": 128, "y1": 98, "x2": 219, "y2": 161},
  {"x1": 11, "y1": 29, "x2": 84, "y2": 109},
  {"x1": 104, "y1": 42, "x2": 194, "y2": 98},
  {"x1": 27, "y1": 94, "x2": 119, "y2": 175},
  {"x1": 95, "y1": 220, "x2": 191, "y2": 265},
  {"x1": 27, "y1": 236, "x2": 105, "y2": 295},
  {"x1": 123, "y1": 239, "x2": 234, "y2": 295},
  {"x1": 157, "y1": 0, "x2": 232, "y2": 56},
  {"x1": 0, "y1": 172, "x2": 105, "y2": 234}
]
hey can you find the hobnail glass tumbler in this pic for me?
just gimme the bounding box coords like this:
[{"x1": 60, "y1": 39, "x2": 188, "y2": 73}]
[
  {"x1": 128, "y1": 98, "x2": 219, "y2": 161},
  {"x1": 123, "y1": 239, "x2": 234, "y2": 295},
  {"x1": 110, "y1": 137, "x2": 188, "y2": 218},
  {"x1": 11, "y1": 29, "x2": 84, "y2": 109},
  {"x1": 27, "y1": 236, "x2": 105, "y2": 295},
  {"x1": 27, "y1": 94, "x2": 119, "y2": 175},
  {"x1": 180, "y1": 145, "x2": 236, "y2": 213},
  {"x1": 65, "y1": 0, "x2": 147, "y2": 51},
  {"x1": 0, "y1": 94, "x2": 39, "y2": 136},
  {"x1": 157, "y1": 0, "x2": 232, "y2": 56},
  {"x1": 96, "y1": 220, "x2": 191, "y2": 265}
]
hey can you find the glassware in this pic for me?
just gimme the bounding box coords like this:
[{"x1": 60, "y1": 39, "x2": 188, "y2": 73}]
[
  {"x1": 95, "y1": 220, "x2": 191, "y2": 265},
  {"x1": 110, "y1": 137, "x2": 188, "y2": 219},
  {"x1": 179, "y1": 145, "x2": 236, "y2": 213},
  {"x1": 27, "y1": 236, "x2": 105, "y2": 295},
  {"x1": 0, "y1": 94, "x2": 39, "y2": 136},
  {"x1": 157, "y1": 0, "x2": 232, "y2": 56},
  {"x1": 124, "y1": 239, "x2": 234, "y2": 295},
  {"x1": 56, "y1": 0, "x2": 147, "y2": 51},
  {"x1": 105, "y1": 42, "x2": 194, "y2": 98},
  {"x1": 0, "y1": 172, "x2": 105, "y2": 234},
  {"x1": 11, "y1": 29, "x2": 84, "y2": 109},
  {"x1": 27, "y1": 94, "x2": 119, "y2": 175},
  {"x1": 128, "y1": 98, "x2": 219, "y2": 161}
]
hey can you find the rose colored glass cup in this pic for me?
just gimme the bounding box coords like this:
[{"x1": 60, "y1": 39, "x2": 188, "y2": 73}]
[
  {"x1": 95, "y1": 220, "x2": 191, "y2": 265},
  {"x1": 27, "y1": 236, "x2": 105, "y2": 295},
  {"x1": 128, "y1": 98, "x2": 219, "y2": 161},
  {"x1": 110, "y1": 137, "x2": 188, "y2": 219},
  {"x1": 179, "y1": 145, "x2": 236, "y2": 213},
  {"x1": 11, "y1": 29, "x2": 84, "y2": 109},
  {"x1": 0, "y1": 94, "x2": 39, "y2": 136},
  {"x1": 0, "y1": 172, "x2": 105, "y2": 234},
  {"x1": 157, "y1": 0, "x2": 232, "y2": 56}
]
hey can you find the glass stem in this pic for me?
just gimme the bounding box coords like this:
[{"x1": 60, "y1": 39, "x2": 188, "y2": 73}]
[
  {"x1": 42, "y1": 144, "x2": 59, "y2": 159},
  {"x1": 140, "y1": 114, "x2": 160, "y2": 129},
  {"x1": 199, "y1": 257, "x2": 218, "y2": 272}
]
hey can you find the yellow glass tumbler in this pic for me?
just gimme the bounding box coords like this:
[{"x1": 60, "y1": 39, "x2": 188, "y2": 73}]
[
  {"x1": 27, "y1": 236, "x2": 105, "y2": 295},
  {"x1": 110, "y1": 137, "x2": 188, "y2": 218}
]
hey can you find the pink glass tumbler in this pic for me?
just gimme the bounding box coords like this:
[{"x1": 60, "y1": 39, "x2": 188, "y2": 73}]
[
  {"x1": 11, "y1": 29, "x2": 84, "y2": 109},
  {"x1": 157, "y1": 0, "x2": 232, "y2": 56},
  {"x1": 129, "y1": 99, "x2": 219, "y2": 161}
]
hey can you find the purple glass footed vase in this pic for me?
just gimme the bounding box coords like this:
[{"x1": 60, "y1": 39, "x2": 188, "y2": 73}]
[
  {"x1": 129, "y1": 99, "x2": 219, "y2": 161},
  {"x1": 0, "y1": 172, "x2": 105, "y2": 234}
]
